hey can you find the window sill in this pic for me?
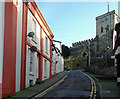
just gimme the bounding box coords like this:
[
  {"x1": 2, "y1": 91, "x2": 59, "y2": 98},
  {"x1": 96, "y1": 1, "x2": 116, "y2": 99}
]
[
  {"x1": 31, "y1": 39, "x2": 37, "y2": 44},
  {"x1": 44, "y1": 76, "x2": 48, "y2": 79},
  {"x1": 29, "y1": 72, "x2": 34, "y2": 76},
  {"x1": 45, "y1": 51, "x2": 48, "y2": 54}
]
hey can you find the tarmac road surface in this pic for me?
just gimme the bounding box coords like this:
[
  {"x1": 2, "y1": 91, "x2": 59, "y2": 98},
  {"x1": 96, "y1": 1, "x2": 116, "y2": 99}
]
[{"x1": 34, "y1": 70, "x2": 100, "y2": 99}]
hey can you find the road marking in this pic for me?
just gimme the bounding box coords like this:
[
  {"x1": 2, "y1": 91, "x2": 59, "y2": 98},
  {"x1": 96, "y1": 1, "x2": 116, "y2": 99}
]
[
  {"x1": 81, "y1": 72, "x2": 97, "y2": 99},
  {"x1": 32, "y1": 73, "x2": 68, "y2": 98}
]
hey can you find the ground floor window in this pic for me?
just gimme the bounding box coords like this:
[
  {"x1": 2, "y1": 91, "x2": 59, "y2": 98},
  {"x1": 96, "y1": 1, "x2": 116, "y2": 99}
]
[
  {"x1": 30, "y1": 51, "x2": 34, "y2": 73},
  {"x1": 44, "y1": 59, "x2": 47, "y2": 78}
]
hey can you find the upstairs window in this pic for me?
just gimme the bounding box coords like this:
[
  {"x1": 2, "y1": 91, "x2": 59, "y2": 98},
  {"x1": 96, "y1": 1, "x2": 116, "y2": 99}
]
[
  {"x1": 45, "y1": 37, "x2": 48, "y2": 53},
  {"x1": 32, "y1": 19, "x2": 36, "y2": 40}
]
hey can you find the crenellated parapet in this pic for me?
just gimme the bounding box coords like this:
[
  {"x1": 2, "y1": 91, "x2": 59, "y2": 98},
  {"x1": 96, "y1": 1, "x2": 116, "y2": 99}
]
[
  {"x1": 70, "y1": 37, "x2": 97, "y2": 57},
  {"x1": 72, "y1": 38, "x2": 96, "y2": 47}
]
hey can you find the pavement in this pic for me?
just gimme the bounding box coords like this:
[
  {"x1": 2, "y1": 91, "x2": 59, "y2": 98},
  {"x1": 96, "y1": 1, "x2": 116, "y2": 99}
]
[
  {"x1": 88, "y1": 73, "x2": 120, "y2": 99},
  {"x1": 5, "y1": 71, "x2": 67, "y2": 99}
]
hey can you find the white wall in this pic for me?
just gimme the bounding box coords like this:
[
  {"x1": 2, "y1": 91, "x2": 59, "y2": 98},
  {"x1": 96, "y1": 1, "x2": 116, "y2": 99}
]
[
  {"x1": 15, "y1": 0, "x2": 23, "y2": 92},
  {"x1": 53, "y1": 41, "x2": 62, "y2": 73},
  {"x1": 26, "y1": 46, "x2": 30, "y2": 88},
  {"x1": 56, "y1": 54, "x2": 59, "y2": 73},
  {"x1": 52, "y1": 51, "x2": 64, "y2": 74},
  {"x1": 53, "y1": 41, "x2": 62, "y2": 53},
  {"x1": 52, "y1": 41, "x2": 64, "y2": 73},
  {"x1": 36, "y1": 22, "x2": 40, "y2": 50},
  {"x1": 0, "y1": 2, "x2": 4, "y2": 84},
  {"x1": 36, "y1": 56, "x2": 39, "y2": 79},
  {"x1": 56, "y1": 55, "x2": 64, "y2": 73},
  {"x1": 113, "y1": 14, "x2": 119, "y2": 49},
  {"x1": 52, "y1": 50, "x2": 57, "y2": 75},
  {"x1": 61, "y1": 57, "x2": 64, "y2": 72}
]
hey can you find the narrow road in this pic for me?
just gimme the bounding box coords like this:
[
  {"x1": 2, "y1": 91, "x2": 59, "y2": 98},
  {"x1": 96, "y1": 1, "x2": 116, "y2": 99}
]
[{"x1": 34, "y1": 70, "x2": 100, "y2": 99}]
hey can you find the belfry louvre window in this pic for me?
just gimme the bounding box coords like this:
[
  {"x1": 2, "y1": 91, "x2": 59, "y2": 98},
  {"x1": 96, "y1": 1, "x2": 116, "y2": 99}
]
[{"x1": 101, "y1": 27, "x2": 103, "y2": 33}]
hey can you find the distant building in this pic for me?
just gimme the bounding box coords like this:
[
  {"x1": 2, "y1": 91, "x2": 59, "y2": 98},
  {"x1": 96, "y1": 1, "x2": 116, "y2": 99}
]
[
  {"x1": 70, "y1": 10, "x2": 120, "y2": 59},
  {"x1": 96, "y1": 10, "x2": 120, "y2": 58},
  {"x1": 70, "y1": 38, "x2": 97, "y2": 58},
  {"x1": 52, "y1": 40, "x2": 64, "y2": 75}
]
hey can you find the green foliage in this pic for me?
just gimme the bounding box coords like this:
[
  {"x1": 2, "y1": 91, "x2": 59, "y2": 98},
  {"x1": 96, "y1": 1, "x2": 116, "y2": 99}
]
[
  {"x1": 62, "y1": 45, "x2": 70, "y2": 58},
  {"x1": 64, "y1": 56, "x2": 87, "y2": 70}
]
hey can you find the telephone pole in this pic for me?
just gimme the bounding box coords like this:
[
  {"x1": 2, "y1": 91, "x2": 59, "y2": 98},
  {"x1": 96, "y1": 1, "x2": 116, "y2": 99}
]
[
  {"x1": 88, "y1": 40, "x2": 90, "y2": 66},
  {"x1": 107, "y1": 0, "x2": 109, "y2": 13}
]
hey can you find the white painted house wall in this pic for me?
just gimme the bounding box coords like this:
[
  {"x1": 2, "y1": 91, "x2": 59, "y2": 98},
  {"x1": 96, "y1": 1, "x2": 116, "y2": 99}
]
[
  {"x1": 26, "y1": 46, "x2": 29, "y2": 88},
  {"x1": 53, "y1": 41, "x2": 62, "y2": 53},
  {"x1": 55, "y1": 54, "x2": 58, "y2": 73},
  {"x1": 52, "y1": 50, "x2": 57, "y2": 75},
  {"x1": 15, "y1": 0, "x2": 23, "y2": 92},
  {"x1": 57, "y1": 54, "x2": 60, "y2": 73},
  {"x1": 61, "y1": 57, "x2": 64, "y2": 72},
  {"x1": 26, "y1": 10, "x2": 40, "y2": 88},
  {"x1": 0, "y1": 2, "x2": 4, "y2": 84},
  {"x1": 113, "y1": 14, "x2": 120, "y2": 49},
  {"x1": 52, "y1": 41, "x2": 64, "y2": 74}
]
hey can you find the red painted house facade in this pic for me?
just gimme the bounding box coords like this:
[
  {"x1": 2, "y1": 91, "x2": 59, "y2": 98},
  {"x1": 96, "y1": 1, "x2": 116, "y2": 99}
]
[{"x1": 0, "y1": 0, "x2": 54, "y2": 97}]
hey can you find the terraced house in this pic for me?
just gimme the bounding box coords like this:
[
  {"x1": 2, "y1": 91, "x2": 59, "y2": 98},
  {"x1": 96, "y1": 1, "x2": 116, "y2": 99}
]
[
  {"x1": 0, "y1": 0, "x2": 64, "y2": 98},
  {"x1": 52, "y1": 40, "x2": 64, "y2": 75}
]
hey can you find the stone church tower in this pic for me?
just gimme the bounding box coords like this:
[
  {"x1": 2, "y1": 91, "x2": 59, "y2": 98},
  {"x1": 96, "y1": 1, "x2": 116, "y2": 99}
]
[
  {"x1": 96, "y1": 10, "x2": 120, "y2": 58},
  {"x1": 70, "y1": 10, "x2": 120, "y2": 59}
]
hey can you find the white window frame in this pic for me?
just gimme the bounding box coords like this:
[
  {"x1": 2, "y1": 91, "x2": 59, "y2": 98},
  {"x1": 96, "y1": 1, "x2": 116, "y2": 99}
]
[
  {"x1": 32, "y1": 18, "x2": 36, "y2": 41},
  {"x1": 44, "y1": 59, "x2": 47, "y2": 79},
  {"x1": 30, "y1": 51, "x2": 34, "y2": 73},
  {"x1": 45, "y1": 36, "x2": 48, "y2": 53}
]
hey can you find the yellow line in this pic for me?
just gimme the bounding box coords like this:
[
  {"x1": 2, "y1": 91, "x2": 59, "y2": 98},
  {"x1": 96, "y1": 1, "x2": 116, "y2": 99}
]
[
  {"x1": 32, "y1": 73, "x2": 68, "y2": 98},
  {"x1": 93, "y1": 79, "x2": 97, "y2": 99},
  {"x1": 81, "y1": 72, "x2": 97, "y2": 99}
]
